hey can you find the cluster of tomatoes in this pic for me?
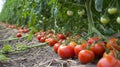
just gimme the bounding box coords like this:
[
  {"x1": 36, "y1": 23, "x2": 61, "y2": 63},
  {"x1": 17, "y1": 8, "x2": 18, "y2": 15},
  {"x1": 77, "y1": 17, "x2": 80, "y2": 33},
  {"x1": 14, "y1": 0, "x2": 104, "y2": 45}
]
[
  {"x1": 6, "y1": 24, "x2": 29, "y2": 38},
  {"x1": 35, "y1": 30, "x2": 120, "y2": 67},
  {"x1": 6, "y1": 23, "x2": 120, "y2": 67}
]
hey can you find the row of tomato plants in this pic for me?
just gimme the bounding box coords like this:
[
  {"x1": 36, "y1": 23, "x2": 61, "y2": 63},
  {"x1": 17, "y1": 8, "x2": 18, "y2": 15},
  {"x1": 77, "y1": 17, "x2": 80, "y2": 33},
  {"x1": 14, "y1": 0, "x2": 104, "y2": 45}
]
[{"x1": 6, "y1": 23, "x2": 120, "y2": 67}]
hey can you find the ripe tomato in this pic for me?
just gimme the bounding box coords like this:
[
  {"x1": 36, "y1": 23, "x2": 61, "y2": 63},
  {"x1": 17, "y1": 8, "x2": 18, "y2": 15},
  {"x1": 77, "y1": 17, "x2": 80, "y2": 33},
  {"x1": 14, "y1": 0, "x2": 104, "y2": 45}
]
[
  {"x1": 78, "y1": 49, "x2": 95, "y2": 64},
  {"x1": 58, "y1": 45, "x2": 75, "y2": 59},
  {"x1": 67, "y1": 10, "x2": 73, "y2": 16},
  {"x1": 47, "y1": 38, "x2": 57, "y2": 46},
  {"x1": 108, "y1": 7, "x2": 117, "y2": 15},
  {"x1": 53, "y1": 42, "x2": 61, "y2": 53},
  {"x1": 39, "y1": 37, "x2": 46, "y2": 43},
  {"x1": 97, "y1": 55, "x2": 118, "y2": 67},
  {"x1": 16, "y1": 33, "x2": 22, "y2": 37},
  {"x1": 91, "y1": 42, "x2": 105, "y2": 57},
  {"x1": 100, "y1": 16, "x2": 110, "y2": 24},
  {"x1": 23, "y1": 28, "x2": 29, "y2": 33},
  {"x1": 116, "y1": 17, "x2": 120, "y2": 24},
  {"x1": 88, "y1": 37, "x2": 99, "y2": 44},
  {"x1": 74, "y1": 45, "x2": 85, "y2": 56},
  {"x1": 68, "y1": 41, "x2": 77, "y2": 49},
  {"x1": 57, "y1": 34, "x2": 66, "y2": 40},
  {"x1": 37, "y1": 34, "x2": 41, "y2": 40}
]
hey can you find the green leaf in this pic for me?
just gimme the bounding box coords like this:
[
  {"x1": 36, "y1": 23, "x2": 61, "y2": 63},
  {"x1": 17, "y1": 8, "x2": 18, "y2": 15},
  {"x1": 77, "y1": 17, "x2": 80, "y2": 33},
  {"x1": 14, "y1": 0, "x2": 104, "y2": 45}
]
[
  {"x1": 0, "y1": 54, "x2": 10, "y2": 61},
  {"x1": 95, "y1": 0, "x2": 103, "y2": 12},
  {"x1": 3, "y1": 44, "x2": 12, "y2": 53}
]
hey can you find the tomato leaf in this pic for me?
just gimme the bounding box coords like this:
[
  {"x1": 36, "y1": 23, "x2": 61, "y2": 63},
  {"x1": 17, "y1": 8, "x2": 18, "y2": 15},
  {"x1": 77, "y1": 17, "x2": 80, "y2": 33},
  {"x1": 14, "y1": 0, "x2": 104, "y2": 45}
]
[
  {"x1": 3, "y1": 44, "x2": 12, "y2": 53},
  {"x1": 0, "y1": 54, "x2": 10, "y2": 61},
  {"x1": 95, "y1": 0, "x2": 103, "y2": 12}
]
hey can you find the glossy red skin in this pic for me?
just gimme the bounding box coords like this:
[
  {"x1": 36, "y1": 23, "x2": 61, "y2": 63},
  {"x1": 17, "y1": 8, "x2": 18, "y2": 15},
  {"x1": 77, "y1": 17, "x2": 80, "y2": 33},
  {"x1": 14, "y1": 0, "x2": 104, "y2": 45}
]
[
  {"x1": 91, "y1": 42, "x2": 105, "y2": 57},
  {"x1": 16, "y1": 33, "x2": 22, "y2": 37},
  {"x1": 37, "y1": 35, "x2": 42, "y2": 40},
  {"x1": 74, "y1": 45, "x2": 85, "y2": 56},
  {"x1": 78, "y1": 50, "x2": 95, "y2": 64},
  {"x1": 57, "y1": 34, "x2": 66, "y2": 40},
  {"x1": 39, "y1": 37, "x2": 46, "y2": 43},
  {"x1": 97, "y1": 55, "x2": 119, "y2": 67},
  {"x1": 53, "y1": 43, "x2": 61, "y2": 53},
  {"x1": 58, "y1": 45, "x2": 75, "y2": 59},
  {"x1": 47, "y1": 38, "x2": 57, "y2": 46}
]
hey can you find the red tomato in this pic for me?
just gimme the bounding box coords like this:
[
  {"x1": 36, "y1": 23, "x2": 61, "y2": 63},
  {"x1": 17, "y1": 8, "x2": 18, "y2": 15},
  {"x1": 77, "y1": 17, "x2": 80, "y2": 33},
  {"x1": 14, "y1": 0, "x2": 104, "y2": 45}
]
[
  {"x1": 78, "y1": 49, "x2": 95, "y2": 64},
  {"x1": 74, "y1": 45, "x2": 85, "y2": 56},
  {"x1": 81, "y1": 42, "x2": 89, "y2": 48},
  {"x1": 58, "y1": 45, "x2": 75, "y2": 59},
  {"x1": 53, "y1": 42, "x2": 61, "y2": 53},
  {"x1": 57, "y1": 34, "x2": 66, "y2": 40},
  {"x1": 37, "y1": 34, "x2": 42, "y2": 40},
  {"x1": 97, "y1": 55, "x2": 118, "y2": 67},
  {"x1": 47, "y1": 38, "x2": 57, "y2": 46},
  {"x1": 88, "y1": 37, "x2": 99, "y2": 44},
  {"x1": 16, "y1": 33, "x2": 22, "y2": 37},
  {"x1": 39, "y1": 37, "x2": 46, "y2": 43},
  {"x1": 23, "y1": 28, "x2": 29, "y2": 33},
  {"x1": 91, "y1": 42, "x2": 105, "y2": 57}
]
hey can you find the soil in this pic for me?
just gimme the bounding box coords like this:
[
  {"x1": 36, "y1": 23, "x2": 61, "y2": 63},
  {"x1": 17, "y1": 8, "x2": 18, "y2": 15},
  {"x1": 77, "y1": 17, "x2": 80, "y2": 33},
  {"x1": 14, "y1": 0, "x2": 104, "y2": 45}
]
[{"x1": 0, "y1": 22, "x2": 97, "y2": 67}]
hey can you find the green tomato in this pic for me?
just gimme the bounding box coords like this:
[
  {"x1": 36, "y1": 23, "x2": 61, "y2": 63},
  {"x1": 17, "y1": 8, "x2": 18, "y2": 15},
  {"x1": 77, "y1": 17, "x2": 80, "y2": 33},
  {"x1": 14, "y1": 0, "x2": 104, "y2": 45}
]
[
  {"x1": 100, "y1": 16, "x2": 110, "y2": 24},
  {"x1": 116, "y1": 17, "x2": 120, "y2": 24},
  {"x1": 78, "y1": 9, "x2": 85, "y2": 17},
  {"x1": 67, "y1": 10, "x2": 73, "y2": 16},
  {"x1": 108, "y1": 8, "x2": 117, "y2": 14}
]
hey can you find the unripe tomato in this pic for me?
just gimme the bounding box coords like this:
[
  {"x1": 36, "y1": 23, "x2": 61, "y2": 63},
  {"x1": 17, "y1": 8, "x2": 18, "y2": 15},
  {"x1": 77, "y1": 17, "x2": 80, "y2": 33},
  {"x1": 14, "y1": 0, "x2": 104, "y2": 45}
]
[
  {"x1": 67, "y1": 10, "x2": 73, "y2": 16},
  {"x1": 116, "y1": 17, "x2": 120, "y2": 24},
  {"x1": 108, "y1": 7, "x2": 117, "y2": 14},
  {"x1": 16, "y1": 33, "x2": 22, "y2": 37},
  {"x1": 100, "y1": 16, "x2": 110, "y2": 24},
  {"x1": 78, "y1": 9, "x2": 85, "y2": 17}
]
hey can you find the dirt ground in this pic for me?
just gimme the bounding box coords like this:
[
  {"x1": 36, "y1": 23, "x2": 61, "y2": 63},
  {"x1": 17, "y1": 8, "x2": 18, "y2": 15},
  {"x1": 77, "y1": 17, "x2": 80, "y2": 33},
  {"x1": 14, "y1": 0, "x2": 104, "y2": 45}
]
[{"x1": 0, "y1": 23, "x2": 96, "y2": 67}]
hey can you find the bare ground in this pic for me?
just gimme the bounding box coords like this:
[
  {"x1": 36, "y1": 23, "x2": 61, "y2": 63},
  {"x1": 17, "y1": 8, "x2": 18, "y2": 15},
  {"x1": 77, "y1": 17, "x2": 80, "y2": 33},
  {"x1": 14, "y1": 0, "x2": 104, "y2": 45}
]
[{"x1": 0, "y1": 23, "x2": 97, "y2": 67}]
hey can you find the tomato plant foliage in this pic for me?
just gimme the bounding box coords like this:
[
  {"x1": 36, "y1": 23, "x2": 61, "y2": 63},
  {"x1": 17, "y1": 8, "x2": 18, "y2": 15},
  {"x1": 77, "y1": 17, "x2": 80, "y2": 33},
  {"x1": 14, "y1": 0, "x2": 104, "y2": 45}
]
[{"x1": 0, "y1": 0, "x2": 120, "y2": 36}]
